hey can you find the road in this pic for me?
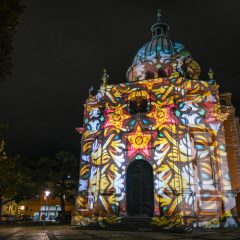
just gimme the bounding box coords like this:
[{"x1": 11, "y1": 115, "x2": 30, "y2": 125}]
[{"x1": 0, "y1": 224, "x2": 240, "y2": 240}]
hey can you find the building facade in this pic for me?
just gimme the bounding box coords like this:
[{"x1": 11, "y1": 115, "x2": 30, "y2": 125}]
[
  {"x1": 2, "y1": 193, "x2": 75, "y2": 221},
  {"x1": 220, "y1": 93, "x2": 240, "y2": 216},
  {"x1": 73, "y1": 12, "x2": 239, "y2": 228}
]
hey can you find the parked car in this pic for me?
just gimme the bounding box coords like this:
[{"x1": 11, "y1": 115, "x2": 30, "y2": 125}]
[
  {"x1": 0, "y1": 214, "x2": 16, "y2": 222},
  {"x1": 55, "y1": 212, "x2": 71, "y2": 223},
  {"x1": 17, "y1": 214, "x2": 33, "y2": 222},
  {"x1": 0, "y1": 215, "x2": 8, "y2": 222}
]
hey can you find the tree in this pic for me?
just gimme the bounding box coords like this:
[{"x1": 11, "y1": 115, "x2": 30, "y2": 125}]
[
  {"x1": 0, "y1": 0, "x2": 25, "y2": 82},
  {"x1": 38, "y1": 151, "x2": 78, "y2": 223},
  {"x1": 14, "y1": 156, "x2": 43, "y2": 203},
  {"x1": 0, "y1": 138, "x2": 41, "y2": 222},
  {"x1": 0, "y1": 1, "x2": 26, "y2": 212},
  {"x1": 0, "y1": 139, "x2": 17, "y2": 221}
]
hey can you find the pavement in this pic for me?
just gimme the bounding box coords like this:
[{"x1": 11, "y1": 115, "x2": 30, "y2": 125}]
[{"x1": 0, "y1": 224, "x2": 240, "y2": 240}]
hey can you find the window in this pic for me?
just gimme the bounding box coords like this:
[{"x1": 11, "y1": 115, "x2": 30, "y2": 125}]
[
  {"x1": 158, "y1": 68, "x2": 167, "y2": 77},
  {"x1": 220, "y1": 99, "x2": 227, "y2": 106},
  {"x1": 158, "y1": 67, "x2": 172, "y2": 77},
  {"x1": 145, "y1": 70, "x2": 155, "y2": 80},
  {"x1": 129, "y1": 98, "x2": 148, "y2": 114}
]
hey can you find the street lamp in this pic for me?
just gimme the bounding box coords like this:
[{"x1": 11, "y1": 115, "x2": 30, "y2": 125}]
[
  {"x1": 43, "y1": 190, "x2": 51, "y2": 229},
  {"x1": 20, "y1": 205, "x2": 25, "y2": 215}
]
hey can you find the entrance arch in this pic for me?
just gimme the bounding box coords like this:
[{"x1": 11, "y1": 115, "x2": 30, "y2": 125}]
[{"x1": 126, "y1": 160, "x2": 154, "y2": 217}]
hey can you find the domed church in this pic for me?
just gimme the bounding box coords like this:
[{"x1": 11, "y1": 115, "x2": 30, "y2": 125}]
[{"x1": 73, "y1": 11, "x2": 238, "y2": 228}]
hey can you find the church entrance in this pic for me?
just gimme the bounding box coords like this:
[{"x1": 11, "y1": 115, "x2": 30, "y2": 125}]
[{"x1": 126, "y1": 160, "x2": 154, "y2": 217}]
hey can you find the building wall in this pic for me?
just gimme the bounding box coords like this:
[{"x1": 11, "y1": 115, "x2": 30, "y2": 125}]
[
  {"x1": 2, "y1": 193, "x2": 75, "y2": 221},
  {"x1": 2, "y1": 201, "x2": 18, "y2": 216},
  {"x1": 73, "y1": 77, "x2": 238, "y2": 228},
  {"x1": 220, "y1": 93, "x2": 240, "y2": 216}
]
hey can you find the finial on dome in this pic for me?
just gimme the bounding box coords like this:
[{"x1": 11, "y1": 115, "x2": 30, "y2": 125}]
[
  {"x1": 101, "y1": 68, "x2": 109, "y2": 87},
  {"x1": 208, "y1": 67, "x2": 214, "y2": 80},
  {"x1": 89, "y1": 85, "x2": 94, "y2": 97},
  {"x1": 157, "y1": 9, "x2": 161, "y2": 23},
  {"x1": 151, "y1": 9, "x2": 169, "y2": 37}
]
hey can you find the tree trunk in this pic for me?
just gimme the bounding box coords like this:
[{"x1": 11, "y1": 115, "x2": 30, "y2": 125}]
[
  {"x1": 0, "y1": 194, "x2": 3, "y2": 224},
  {"x1": 60, "y1": 193, "x2": 65, "y2": 223}
]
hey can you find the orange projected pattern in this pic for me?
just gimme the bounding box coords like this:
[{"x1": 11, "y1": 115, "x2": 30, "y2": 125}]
[{"x1": 73, "y1": 77, "x2": 238, "y2": 228}]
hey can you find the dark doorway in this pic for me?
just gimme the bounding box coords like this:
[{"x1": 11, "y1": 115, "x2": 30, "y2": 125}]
[{"x1": 126, "y1": 160, "x2": 154, "y2": 217}]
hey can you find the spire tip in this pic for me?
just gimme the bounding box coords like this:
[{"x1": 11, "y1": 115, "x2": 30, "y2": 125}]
[{"x1": 157, "y1": 9, "x2": 161, "y2": 23}]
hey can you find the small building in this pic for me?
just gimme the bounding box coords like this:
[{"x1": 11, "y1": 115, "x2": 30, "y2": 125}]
[{"x1": 2, "y1": 193, "x2": 75, "y2": 222}]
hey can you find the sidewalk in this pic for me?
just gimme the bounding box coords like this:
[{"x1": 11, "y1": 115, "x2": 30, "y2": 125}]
[{"x1": 0, "y1": 224, "x2": 240, "y2": 240}]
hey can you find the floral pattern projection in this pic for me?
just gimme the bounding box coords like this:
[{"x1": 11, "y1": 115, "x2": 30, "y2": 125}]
[{"x1": 72, "y1": 76, "x2": 238, "y2": 228}]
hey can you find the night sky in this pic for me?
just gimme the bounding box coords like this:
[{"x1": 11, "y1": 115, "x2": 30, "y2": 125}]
[{"x1": 1, "y1": 0, "x2": 240, "y2": 159}]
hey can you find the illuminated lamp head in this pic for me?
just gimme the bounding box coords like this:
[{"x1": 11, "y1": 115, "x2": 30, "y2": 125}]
[{"x1": 126, "y1": 10, "x2": 201, "y2": 82}]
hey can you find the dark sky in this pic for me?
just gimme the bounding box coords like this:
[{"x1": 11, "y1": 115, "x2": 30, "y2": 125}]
[{"x1": 1, "y1": 0, "x2": 240, "y2": 159}]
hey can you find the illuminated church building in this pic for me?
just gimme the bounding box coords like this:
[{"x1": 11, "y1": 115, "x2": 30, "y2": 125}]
[{"x1": 73, "y1": 12, "x2": 239, "y2": 228}]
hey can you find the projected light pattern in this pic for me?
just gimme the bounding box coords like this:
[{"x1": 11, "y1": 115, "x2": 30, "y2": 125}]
[
  {"x1": 127, "y1": 40, "x2": 201, "y2": 82},
  {"x1": 73, "y1": 76, "x2": 238, "y2": 228}
]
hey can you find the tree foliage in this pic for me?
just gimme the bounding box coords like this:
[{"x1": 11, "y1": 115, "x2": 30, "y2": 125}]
[
  {"x1": 14, "y1": 156, "x2": 43, "y2": 202},
  {"x1": 0, "y1": 139, "x2": 19, "y2": 220},
  {"x1": 0, "y1": 138, "x2": 41, "y2": 220},
  {"x1": 0, "y1": 139, "x2": 16, "y2": 201},
  {"x1": 0, "y1": 0, "x2": 25, "y2": 82}
]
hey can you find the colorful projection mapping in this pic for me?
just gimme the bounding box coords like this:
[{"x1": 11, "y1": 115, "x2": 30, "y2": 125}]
[{"x1": 72, "y1": 11, "x2": 239, "y2": 228}]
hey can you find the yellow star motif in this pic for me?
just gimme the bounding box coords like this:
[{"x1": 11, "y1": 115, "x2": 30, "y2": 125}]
[
  {"x1": 104, "y1": 107, "x2": 130, "y2": 131},
  {"x1": 127, "y1": 125, "x2": 152, "y2": 159},
  {"x1": 147, "y1": 105, "x2": 168, "y2": 129}
]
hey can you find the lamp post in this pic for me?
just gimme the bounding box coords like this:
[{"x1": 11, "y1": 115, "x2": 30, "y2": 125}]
[{"x1": 43, "y1": 190, "x2": 50, "y2": 229}]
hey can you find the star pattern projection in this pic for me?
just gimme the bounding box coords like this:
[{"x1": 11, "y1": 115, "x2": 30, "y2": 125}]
[
  {"x1": 126, "y1": 124, "x2": 152, "y2": 159},
  {"x1": 103, "y1": 107, "x2": 130, "y2": 131},
  {"x1": 147, "y1": 104, "x2": 178, "y2": 130}
]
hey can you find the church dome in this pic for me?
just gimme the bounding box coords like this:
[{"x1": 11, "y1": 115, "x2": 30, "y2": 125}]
[{"x1": 127, "y1": 10, "x2": 201, "y2": 82}]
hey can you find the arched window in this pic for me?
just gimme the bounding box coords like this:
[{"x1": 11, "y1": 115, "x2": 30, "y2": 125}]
[
  {"x1": 158, "y1": 67, "x2": 173, "y2": 77},
  {"x1": 158, "y1": 68, "x2": 167, "y2": 77},
  {"x1": 220, "y1": 99, "x2": 227, "y2": 106},
  {"x1": 129, "y1": 97, "x2": 148, "y2": 114},
  {"x1": 145, "y1": 70, "x2": 155, "y2": 80}
]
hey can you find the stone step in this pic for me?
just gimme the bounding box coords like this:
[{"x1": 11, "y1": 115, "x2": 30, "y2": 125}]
[
  {"x1": 76, "y1": 216, "x2": 193, "y2": 233},
  {"x1": 122, "y1": 217, "x2": 152, "y2": 222},
  {"x1": 121, "y1": 217, "x2": 152, "y2": 227}
]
